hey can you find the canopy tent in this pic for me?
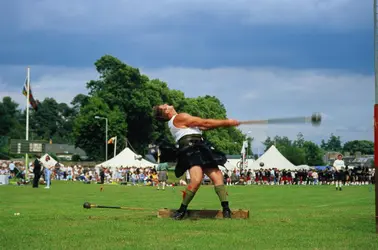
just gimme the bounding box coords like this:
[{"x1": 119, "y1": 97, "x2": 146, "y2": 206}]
[
  {"x1": 220, "y1": 160, "x2": 238, "y2": 171},
  {"x1": 222, "y1": 159, "x2": 255, "y2": 170},
  {"x1": 296, "y1": 164, "x2": 311, "y2": 170},
  {"x1": 95, "y1": 147, "x2": 156, "y2": 170},
  {"x1": 249, "y1": 145, "x2": 296, "y2": 170},
  {"x1": 315, "y1": 166, "x2": 331, "y2": 171}
]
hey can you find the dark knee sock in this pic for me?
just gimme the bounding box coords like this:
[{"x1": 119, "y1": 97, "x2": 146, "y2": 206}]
[
  {"x1": 178, "y1": 188, "x2": 196, "y2": 211},
  {"x1": 215, "y1": 185, "x2": 229, "y2": 209}
]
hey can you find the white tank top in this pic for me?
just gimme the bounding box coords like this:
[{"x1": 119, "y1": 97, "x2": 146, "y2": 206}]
[{"x1": 168, "y1": 115, "x2": 202, "y2": 142}]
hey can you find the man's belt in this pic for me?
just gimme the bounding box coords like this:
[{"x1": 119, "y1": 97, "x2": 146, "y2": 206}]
[{"x1": 177, "y1": 134, "x2": 203, "y2": 148}]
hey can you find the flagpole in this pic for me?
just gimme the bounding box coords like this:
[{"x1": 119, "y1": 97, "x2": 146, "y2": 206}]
[
  {"x1": 25, "y1": 67, "x2": 30, "y2": 180},
  {"x1": 114, "y1": 137, "x2": 116, "y2": 157}
]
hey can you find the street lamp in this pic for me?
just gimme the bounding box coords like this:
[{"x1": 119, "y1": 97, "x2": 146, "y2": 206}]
[
  {"x1": 95, "y1": 116, "x2": 108, "y2": 161},
  {"x1": 245, "y1": 131, "x2": 252, "y2": 169},
  {"x1": 247, "y1": 131, "x2": 252, "y2": 156}
]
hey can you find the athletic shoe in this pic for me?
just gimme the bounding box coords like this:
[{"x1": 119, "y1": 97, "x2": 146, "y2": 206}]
[
  {"x1": 172, "y1": 210, "x2": 186, "y2": 220},
  {"x1": 223, "y1": 208, "x2": 232, "y2": 219}
]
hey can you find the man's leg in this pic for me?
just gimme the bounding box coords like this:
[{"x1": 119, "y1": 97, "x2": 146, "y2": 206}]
[
  {"x1": 45, "y1": 171, "x2": 50, "y2": 188},
  {"x1": 204, "y1": 167, "x2": 232, "y2": 218},
  {"x1": 33, "y1": 173, "x2": 40, "y2": 188},
  {"x1": 173, "y1": 166, "x2": 203, "y2": 220}
]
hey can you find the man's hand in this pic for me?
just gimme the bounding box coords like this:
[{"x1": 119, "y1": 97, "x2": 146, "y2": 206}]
[{"x1": 228, "y1": 119, "x2": 240, "y2": 126}]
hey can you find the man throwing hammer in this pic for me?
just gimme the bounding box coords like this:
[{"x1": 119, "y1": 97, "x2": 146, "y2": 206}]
[{"x1": 153, "y1": 104, "x2": 240, "y2": 220}]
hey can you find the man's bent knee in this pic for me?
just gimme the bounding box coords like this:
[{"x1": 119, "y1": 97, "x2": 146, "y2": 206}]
[{"x1": 188, "y1": 180, "x2": 201, "y2": 192}]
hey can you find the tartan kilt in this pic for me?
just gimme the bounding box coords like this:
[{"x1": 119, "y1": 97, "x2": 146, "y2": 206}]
[{"x1": 174, "y1": 139, "x2": 227, "y2": 178}]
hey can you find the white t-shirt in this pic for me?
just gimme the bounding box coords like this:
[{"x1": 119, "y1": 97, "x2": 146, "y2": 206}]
[
  {"x1": 333, "y1": 159, "x2": 345, "y2": 171},
  {"x1": 9, "y1": 163, "x2": 15, "y2": 171}
]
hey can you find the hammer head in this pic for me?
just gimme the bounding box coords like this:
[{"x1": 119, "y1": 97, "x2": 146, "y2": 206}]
[{"x1": 83, "y1": 202, "x2": 91, "y2": 209}]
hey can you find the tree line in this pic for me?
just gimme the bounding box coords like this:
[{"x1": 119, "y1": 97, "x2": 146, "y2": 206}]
[
  {"x1": 0, "y1": 55, "x2": 374, "y2": 165},
  {"x1": 261, "y1": 133, "x2": 374, "y2": 166}
]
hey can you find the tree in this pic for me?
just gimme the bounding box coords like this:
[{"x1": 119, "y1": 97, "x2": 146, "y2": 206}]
[
  {"x1": 71, "y1": 94, "x2": 89, "y2": 114},
  {"x1": 29, "y1": 98, "x2": 76, "y2": 144},
  {"x1": 0, "y1": 97, "x2": 23, "y2": 137},
  {"x1": 343, "y1": 140, "x2": 374, "y2": 155},
  {"x1": 293, "y1": 132, "x2": 305, "y2": 148},
  {"x1": 262, "y1": 136, "x2": 275, "y2": 150},
  {"x1": 180, "y1": 95, "x2": 245, "y2": 154},
  {"x1": 83, "y1": 55, "x2": 246, "y2": 155},
  {"x1": 278, "y1": 145, "x2": 306, "y2": 166},
  {"x1": 73, "y1": 96, "x2": 128, "y2": 161},
  {"x1": 262, "y1": 135, "x2": 305, "y2": 165},
  {"x1": 303, "y1": 141, "x2": 324, "y2": 166},
  {"x1": 320, "y1": 133, "x2": 342, "y2": 152}
]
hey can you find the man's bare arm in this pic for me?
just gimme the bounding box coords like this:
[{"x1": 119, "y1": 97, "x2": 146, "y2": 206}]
[{"x1": 174, "y1": 113, "x2": 240, "y2": 129}]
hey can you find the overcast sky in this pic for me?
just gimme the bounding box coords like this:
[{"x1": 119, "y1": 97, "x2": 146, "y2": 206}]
[{"x1": 0, "y1": 0, "x2": 373, "y2": 151}]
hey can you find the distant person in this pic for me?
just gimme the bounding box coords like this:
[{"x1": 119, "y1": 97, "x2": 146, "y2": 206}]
[
  {"x1": 9, "y1": 161, "x2": 15, "y2": 178},
  {"x1": 44, "y1": 164, "x2": 52, "y2": 189},
  {"x1": 157, "y1": 169, "x2": 168, "y2": 190},
  {"x1": 32, "y1": 158, "x2": 42, "y2": 188},
  {"x1": 332, "y1": 154, "x2": 346, "y2": 191},
  {"x1": 99, "y1": 166, "x2": 105, "y2": 184}
]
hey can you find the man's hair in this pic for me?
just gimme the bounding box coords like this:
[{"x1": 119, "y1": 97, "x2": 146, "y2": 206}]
[{"x1": 153, "y1": 105, "x2": 169, "y2": 121}]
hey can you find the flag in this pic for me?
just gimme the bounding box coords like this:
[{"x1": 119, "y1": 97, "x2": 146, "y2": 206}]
[
  {"x1": 22, "y1": 78, "x2": 39, "y2": 111},
  {"x1": 108, "y1": 137, "x2": 116, "y2": 144}
]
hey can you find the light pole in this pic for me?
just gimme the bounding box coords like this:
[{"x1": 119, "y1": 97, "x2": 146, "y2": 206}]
[
  {"x1": 95, "y1": 116, "x2": 108, "y2": 161},
  {"x1": 246, "y1": 131, "x2": 252, "y2": 162}
]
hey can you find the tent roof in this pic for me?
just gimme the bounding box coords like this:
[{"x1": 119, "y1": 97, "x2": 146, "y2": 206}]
[
  {"x1": 95, "y1": 147, "x2": 156, "y2": 169},
  {"x1": 249, "y1": 145, "x2": 296, "y2": 170}
]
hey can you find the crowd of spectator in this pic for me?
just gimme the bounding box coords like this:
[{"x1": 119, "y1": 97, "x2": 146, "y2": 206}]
[
  {"x1": 0, "y1": 160, "x2": 376, "y2": 187},
  {"x1": 222, "y1": 167, "x2": 376, "y2": 186}
]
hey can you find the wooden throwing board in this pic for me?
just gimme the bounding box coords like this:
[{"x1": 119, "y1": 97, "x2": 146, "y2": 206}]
[{"x1": 157, "y1": 209, "x2": 249, "y2": 219}]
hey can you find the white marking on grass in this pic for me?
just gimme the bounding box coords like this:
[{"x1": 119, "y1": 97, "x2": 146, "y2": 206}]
[{"x1": 314, "y1": 197, "x2": 372, "y2": 208}]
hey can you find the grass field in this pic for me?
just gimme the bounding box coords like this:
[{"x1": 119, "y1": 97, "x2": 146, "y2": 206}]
[{"x1": 1, "y1": 182, "x2": 378, "y2": 250}]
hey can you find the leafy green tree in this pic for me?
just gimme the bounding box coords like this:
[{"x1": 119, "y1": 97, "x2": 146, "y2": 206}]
[
  {"x1": 71, "y1": 94, "x2": 89, "y2": 114},
  {"x1": 293, "y1": 132, "x2": 305, "y2": 148},
  {"x1": 0, "y1": 97, "x2": 23, "y2": 137},
  {"x1": 29, "y1": 98, "x2": 76, "y2": 144},
  {"x1": 262, "y1": 134, "x2": 323, "y2": 166},
  {"x1": 278, "y1": 145, "x2": 306, "y2": 166},
  {"x1": 73, "y1": 96, "x2": 127, "y2": 161},
  {"x1": 343, "y1": 140, "x2": 374, "y2": 155},
  {"x1": 320, "y1": 133, "x2": 342, "y2": 152},
  {"x1": 83, "y1": 55, "x2": 246, "y2": 156},
  {"x1": 303, "y1": 141, "x2": 324, "y2": 166}
]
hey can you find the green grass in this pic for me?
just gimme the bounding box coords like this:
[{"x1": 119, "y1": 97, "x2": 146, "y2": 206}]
[{"x1": 1, "y1": 182, "x2": 378, "y2": 250}]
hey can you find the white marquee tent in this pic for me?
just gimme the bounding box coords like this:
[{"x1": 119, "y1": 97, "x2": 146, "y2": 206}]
[
  {"x1": 296, "y1": 164, "x2": 311, "y2": 170},
  {"x1": 249, "y1": 145, "x2": 296, "y2": 170},
  {"x1": 222, "y1": 159, "x2": 255, "y2": 170},
  {"x1": 95, "y1": 147, "x2": 157, "y2": 170}
]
